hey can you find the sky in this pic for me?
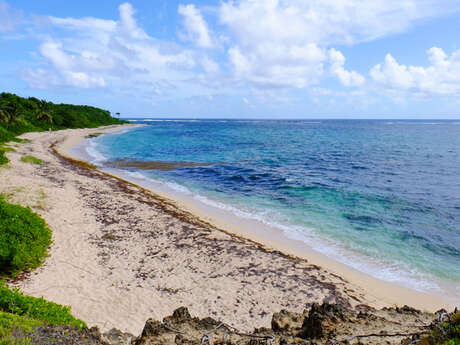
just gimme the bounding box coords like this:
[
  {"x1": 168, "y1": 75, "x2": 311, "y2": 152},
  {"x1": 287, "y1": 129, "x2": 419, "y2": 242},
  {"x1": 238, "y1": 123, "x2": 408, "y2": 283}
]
[{"x1": 1, "y1": 0, "x2": 460, "y2": 118}]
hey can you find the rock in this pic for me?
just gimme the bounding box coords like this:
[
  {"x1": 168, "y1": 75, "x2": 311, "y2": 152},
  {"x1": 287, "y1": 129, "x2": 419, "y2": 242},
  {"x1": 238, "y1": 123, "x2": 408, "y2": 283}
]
[
  {"x1": 19, "y1": 301, "x2": 439, "y2": 345},
  {"x1": 396, "y1": 305, "x2": 420, "y2": 314},
  {"x1": 136, "y1": 318, "x2": 168, "y2": 342},
  {"x1": 102, "y1": 328, "x2": 135, "y2": 345},
  {"x1": 298, "y1": 303, "x2": 347, "y2": 339},
  {"x1": 171, "y1": 306, "x2": 191, "y2": 321},
  {"x1": 272, "y1": 309, "x2": 294, "y2": 332}
]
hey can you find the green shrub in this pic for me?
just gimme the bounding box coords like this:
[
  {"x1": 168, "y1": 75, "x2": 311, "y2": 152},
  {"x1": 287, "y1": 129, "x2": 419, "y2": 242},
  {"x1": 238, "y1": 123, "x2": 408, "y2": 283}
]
[
  {"x1": 0, "y1": 283, "x2": 85, "y2": 329},
  {"x1": 0, "y1": 197, "x2": 52, "y2": 276},
  {"x1": 0, "y1": 152, "x2": 7, "y2": 166},
  {"x1": 0, "y1": 128, "x2": 11, "y2": 143},
  {"x1": 0, "y1": 146, "x2": 14, "y2": 153},
  {"x1": 0, "y1": 311, "x2": 42, "y2": 344},
  {"x1": 20, "y1": 156, "x2": 42, "y2": 165}
]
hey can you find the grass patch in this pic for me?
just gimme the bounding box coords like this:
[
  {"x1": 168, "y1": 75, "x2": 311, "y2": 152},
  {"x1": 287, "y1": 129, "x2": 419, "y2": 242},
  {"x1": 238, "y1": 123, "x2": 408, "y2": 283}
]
[
  {"x1": 0, "y1": 283, "x2": 86, "y2": 344},
  {"x1": 0, "y1": 145, "x2": 13, "y2": 166},
  {"x1": 0, "y1": 152, "x2": 7, "y2": 166},
  {"x1": 0, "y1": 146, "x2": 15, "y2": 153},
  {"x1": 11, "y1": 138, "x2": 30, "y2": 144},
  {"x1": 0, "y1": 283, "x2": 85, "y2": 329},
  {"x1": 0, "y1": 311, "x2": 42, "y2": 345},
  {"x1": 20, "y1": 156, "x2": 43, "y2": 165},
  {"x1": 33, "y1": 189, "x2": 47, "y2": 211},
  {"x1": 0, "y1": 196, "x2": 52, "y2": 277},
  {"x1": 101, "y1": 233, "x2": 116, "y2": 241},
  {"x1": 2, "y1": 187, "x2": 25, "y2": 202},
  {"x1": 419, "y1": 311, "x2": 460, "y2": 345}
]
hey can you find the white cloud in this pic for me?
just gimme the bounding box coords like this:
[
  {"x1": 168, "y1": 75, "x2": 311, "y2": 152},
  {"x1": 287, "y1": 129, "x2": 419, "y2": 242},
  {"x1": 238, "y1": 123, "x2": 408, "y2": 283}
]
[
  {"x1": 329, "y1": 48, "x2": 365, "y2": 87},
  {"x1": 219, "y1": 0, "x2": 458, "y2": 47},
  {"x1": 201, "y1": 56, "x2": 219, "y2": 74},
  {"x1": 49, "y1": 16, "x2": 116, "y2": 34},
  {"x1": 218, "y1": 0, "x2": 459, "y2": 90},
  {"x1": 371, "y1": 47, "x2": 460, "y2": 95},
  {"x1": 178, "y1": 4, "x2": 212, "y2": 48},
  {"x1": 118, "y1": 2, "x2": 148, "y2": 39},
  {"x1": 18, "y1": 0, "x2": 460, "y2": 106},
  {"x1": 24, "y1": 2, "x2": 197, "y2": 91},
  {"x1": 228, "y1": 43, "x2": 326, "y2": 89}
]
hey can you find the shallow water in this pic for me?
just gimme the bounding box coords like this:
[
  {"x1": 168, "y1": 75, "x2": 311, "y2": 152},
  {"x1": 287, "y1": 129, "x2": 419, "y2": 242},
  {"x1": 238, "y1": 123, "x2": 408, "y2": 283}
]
[{"x1": 88, "y1": 119, "x2": 460, "y2": 299}]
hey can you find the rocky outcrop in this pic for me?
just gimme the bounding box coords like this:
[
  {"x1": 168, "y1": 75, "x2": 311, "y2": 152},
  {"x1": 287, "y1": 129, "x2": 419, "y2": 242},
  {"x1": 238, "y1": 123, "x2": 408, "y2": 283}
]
[
  {"x1": 20, "y1": 303, "x2": 457, "y2": 345},
  {"x1": 130, "y1": 302, "x2": 436, "y2": 345}
]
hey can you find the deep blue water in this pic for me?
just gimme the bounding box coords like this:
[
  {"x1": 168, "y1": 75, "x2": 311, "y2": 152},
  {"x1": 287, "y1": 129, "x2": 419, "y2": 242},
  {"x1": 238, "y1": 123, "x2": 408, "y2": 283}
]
[{"x1": 88, "y1": 119, "x2": 460, "y2": 297}]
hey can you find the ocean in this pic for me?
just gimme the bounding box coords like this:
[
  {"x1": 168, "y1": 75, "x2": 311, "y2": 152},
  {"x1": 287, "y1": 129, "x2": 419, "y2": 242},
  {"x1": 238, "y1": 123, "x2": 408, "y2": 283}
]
[{"x1": 82, "y1": 119, "x2": 460, "y2": 301}]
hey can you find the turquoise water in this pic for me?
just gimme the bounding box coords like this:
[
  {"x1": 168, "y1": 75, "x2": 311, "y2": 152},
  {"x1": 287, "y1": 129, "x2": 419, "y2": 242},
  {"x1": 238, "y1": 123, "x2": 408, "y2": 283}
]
[{"x1": 87, "y1": 120, "x2": 460, "y2": 298}]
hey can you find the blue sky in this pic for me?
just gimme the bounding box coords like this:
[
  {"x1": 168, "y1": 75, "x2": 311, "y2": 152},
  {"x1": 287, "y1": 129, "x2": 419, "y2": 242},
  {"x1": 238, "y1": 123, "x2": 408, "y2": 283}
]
[{"x1": 1, "y1": 0, "x2": 460, "y2": 118}]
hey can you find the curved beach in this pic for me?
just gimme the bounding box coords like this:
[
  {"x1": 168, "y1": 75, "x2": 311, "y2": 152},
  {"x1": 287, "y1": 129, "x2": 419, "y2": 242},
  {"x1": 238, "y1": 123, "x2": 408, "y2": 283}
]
[{"x1": 0, "y1": 125, "x2": 453, "y2": 335}]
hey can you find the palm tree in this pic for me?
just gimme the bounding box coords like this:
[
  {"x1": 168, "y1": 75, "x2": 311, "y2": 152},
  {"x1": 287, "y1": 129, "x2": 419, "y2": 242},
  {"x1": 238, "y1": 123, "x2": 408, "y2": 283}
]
[
  {"x1": 36, "y1": 110, "x2": 53, "y2": 123},
  {"x1": 0, "y1": 109, "x2": 11, "y2": 123},
  {"x1": 36, "y1": 100, "x2": 53, "y2": 124}
]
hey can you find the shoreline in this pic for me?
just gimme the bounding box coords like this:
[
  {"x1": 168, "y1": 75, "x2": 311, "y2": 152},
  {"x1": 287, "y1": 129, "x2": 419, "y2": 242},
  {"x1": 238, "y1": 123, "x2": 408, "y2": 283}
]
[
  {"x1": 62, "y1": 125, "x2": 455, "y2": 311},
  {"x1": 1, "y1": 124, "x2": 454, "y2": 335}
]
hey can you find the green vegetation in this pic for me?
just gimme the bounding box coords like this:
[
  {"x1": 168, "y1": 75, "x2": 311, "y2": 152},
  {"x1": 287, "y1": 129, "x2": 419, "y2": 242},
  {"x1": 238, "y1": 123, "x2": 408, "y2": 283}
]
[
  {"x1": 20, "y1": 156, "x2": 43, "y2": 165},
  {"x1": 0, "y1": 311, "x2": 42, "y2": 345},
  {"x1": 0, "y1": 195, "x2": 84, "y2": 343},
  {"x1": 0, "y1": 283, "x2": 85, "y2": 329},
  {"x1": 0, "y1": 92, "x2": 127, "y2": 165},
  {"x1": 419, "y1": 311, "x2": 460, "y2": 345},
  {"x1": 0, "y1": 92, "x2": 125, "y2": 342},
  {"x1": 0, "y1": 283, "x2": 86, "y2": 344},
  {"x1": 442, "y1": 311, "x2": 460, "y2": 345},
  {"x1": 101, "y1": 233, "x2": 116, "y2": 240},
  {"x1": 0, "y1": 196, "x2": 52, "y2": 277},
  {"x1": 0, "y1": 152, "x2": 7, "y2": 166}
]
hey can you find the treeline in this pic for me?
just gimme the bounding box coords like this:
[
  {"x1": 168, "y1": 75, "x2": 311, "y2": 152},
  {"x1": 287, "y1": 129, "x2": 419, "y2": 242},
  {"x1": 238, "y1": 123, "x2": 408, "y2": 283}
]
[{"x1": 0, "y1": 92, "x2": 127, "y2": 143}]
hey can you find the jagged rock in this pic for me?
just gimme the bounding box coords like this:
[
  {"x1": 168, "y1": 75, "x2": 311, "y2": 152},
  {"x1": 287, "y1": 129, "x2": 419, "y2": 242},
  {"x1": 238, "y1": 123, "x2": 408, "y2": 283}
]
[
  {"x1": 272, "y1": 309, "x2": 299, "y2": 332},
  {"x1": 102, "y1": 328, "x2": 135, "y2": 345},
  {"x1": 14, "y1": 302, "x2": 446, "y2": 345},
  {"x1": 298, "y1": 303, "x2": 347, "y2": 339},
  {"x1": 396, "y1": 305, "x2": 420, "y2": 315},
  {"x1": 171, "y1": 306, "x2": 191, "y2": 321},
  {"x1": 174, "y1": 333, "x2": 199, "y2": 344},
  {"x1": 15, "y1": 325, "x2": 110, "y2": 345}
]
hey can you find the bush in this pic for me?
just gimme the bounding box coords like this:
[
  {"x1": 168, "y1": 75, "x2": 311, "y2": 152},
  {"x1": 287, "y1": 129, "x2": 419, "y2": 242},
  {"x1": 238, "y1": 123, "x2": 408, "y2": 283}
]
[
  {"x1": 0, "y1": 128, "x2": 11, "y2": 143},
  {"x1": 0, "y1": 152, "x2": 7, "y2": 166},
  {"x1": 20, "y1": 156, "x2": 42, "y2": 165},
  {"x1": 0, "y1": 196, "x2": 52, "y2": 277},
  {"x1": 0, "y1": 283, "x2": 86, "y2": 329},
  {"x1": 0, "y1": 311, "x2": 42, "y2": 345}
]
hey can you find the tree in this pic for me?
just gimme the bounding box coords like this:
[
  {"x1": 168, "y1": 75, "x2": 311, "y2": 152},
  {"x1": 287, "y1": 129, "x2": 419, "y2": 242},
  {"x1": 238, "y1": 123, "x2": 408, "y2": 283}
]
[
  {"x1": 35, "y1": 100, "x2": 53, "y2": 124},
  {"x1": 0, "y1": 109, "x2": 10, "y2": 123}
]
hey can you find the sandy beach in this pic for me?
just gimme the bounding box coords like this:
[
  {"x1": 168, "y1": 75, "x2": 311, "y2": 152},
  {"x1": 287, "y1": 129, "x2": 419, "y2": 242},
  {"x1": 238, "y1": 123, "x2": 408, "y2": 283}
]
[{"x1": 0, "y1": 125, "x2": 453, "y2": 335}]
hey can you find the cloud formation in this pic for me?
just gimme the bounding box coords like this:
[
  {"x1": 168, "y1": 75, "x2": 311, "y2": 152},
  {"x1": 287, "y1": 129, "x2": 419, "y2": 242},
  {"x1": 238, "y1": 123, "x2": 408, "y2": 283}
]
[
  {"x1": 329, "y1": 49, "x2": 365, "y2": 87},
  {"x1": 12, "y1": 0, "x2": 460, "y2": 108},
  {"x1": 371, "y1": 47, "x2": 460, "y2": 95},
  {"x1": 217, "y1": 0, "x2": 454, "y2": 90},
  {"x1": 219, "y1": 0, "x2": 456, "y2": 46},
  {"x1": 23, "y1": 3, "x2": 195, "y2": 91},
  {"x1": 178, "y1": 4, "x2": 213, "y2": 48}
]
